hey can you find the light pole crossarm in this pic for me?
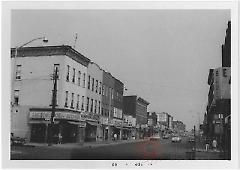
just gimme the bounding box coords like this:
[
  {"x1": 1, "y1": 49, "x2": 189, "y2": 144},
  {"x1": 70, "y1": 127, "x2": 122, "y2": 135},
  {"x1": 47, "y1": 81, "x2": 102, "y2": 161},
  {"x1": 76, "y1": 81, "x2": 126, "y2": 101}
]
[{"x1": 17, "y1": 37, "x2": 47, "y2": 49}]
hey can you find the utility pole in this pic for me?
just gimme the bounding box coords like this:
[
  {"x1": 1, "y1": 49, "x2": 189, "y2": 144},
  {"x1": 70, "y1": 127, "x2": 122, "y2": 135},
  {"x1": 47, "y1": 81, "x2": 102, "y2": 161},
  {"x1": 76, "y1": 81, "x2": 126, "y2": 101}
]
[
  {"x1": 48, "y1": 67, "x2": 58, "y2": 146},
  {"x1": 193, "y1": 125, "x2": 196, "y2": 159}
]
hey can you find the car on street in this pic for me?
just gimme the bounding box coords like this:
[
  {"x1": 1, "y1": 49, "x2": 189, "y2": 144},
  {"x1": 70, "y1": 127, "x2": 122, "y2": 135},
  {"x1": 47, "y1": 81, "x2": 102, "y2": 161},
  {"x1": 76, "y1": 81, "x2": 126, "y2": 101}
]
[
  {"x1": 171, "y1": 136, "x2": 182, "y2": 142},
  {"x1": 188, "y1": 137, "x2": 195, "y2": 143},
  {"x1": 150, "y1": 135, "x2": 161, "y2": 141},
  {"x1": 163, "y1": 134, "x2": 170, "y2": 139}
]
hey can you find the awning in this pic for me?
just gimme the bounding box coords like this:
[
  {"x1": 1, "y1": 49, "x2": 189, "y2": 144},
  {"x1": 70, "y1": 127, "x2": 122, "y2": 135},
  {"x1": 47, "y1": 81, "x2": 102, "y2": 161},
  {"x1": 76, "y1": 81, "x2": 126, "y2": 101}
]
[
  {"x1": 68, "y1": 121, "x2": 86, "y2": 127},
  {"x1": 28, "y1": 120, "x2": 59, "y2": 124},
  {"x1": 87, "y1": 121, "x2": 99, "y2": 126}
]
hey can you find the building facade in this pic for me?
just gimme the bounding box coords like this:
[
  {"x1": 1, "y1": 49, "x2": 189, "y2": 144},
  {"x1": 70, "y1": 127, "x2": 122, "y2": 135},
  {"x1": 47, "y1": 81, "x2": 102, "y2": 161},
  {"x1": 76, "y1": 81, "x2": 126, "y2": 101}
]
[
  {"x1": 11, "y1": 45, "x2": 90, "y2": 143},
  {"x1": 123, "y1": 95, "x2": 149, "y2": 139},
  {"x1": 147, "y1": 112, "x2": 158, "y2": 137}
]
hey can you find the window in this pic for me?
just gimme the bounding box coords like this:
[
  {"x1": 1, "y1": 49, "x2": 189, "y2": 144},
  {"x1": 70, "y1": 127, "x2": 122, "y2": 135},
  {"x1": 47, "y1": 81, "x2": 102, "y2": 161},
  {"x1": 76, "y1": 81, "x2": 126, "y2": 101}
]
[
  {"x1": 99, "y1": 82, "x2": 102, "y2": 94},
  {"x1": 76, "y1": 94, "x2": 80, "y2": 110},
  {"x1": 88, "y1": 75, "x2": 91, "y2": 89},
  {"x1": 98, "y1": 101, "x2": 101, "y2": 114},
  {"x1": 81, "y1": 96, "x2": 84, "y2": 111},
  {"x1": 90, "y1": 99, "x2": 93, "y2": 112},
  {"x1": 16, "y1": 65, "x2": 21, "y2": 80},
  {"x1": 102, "y1": 85, "x2": 105, "y2": 96},
  {"x1": 101, "y1": 108, "x2": 104, "y2": 116},
  {"x1": 70, "y1": 93, "x2": 74, "y2": 108},
  {"x1": 65, "y1": 91, "x2": 68, "y2": 107},
  {"x1": 106, "y1": 86, "x2": 108, "y2": 97},
  {"x1": 111, "y1": 88, "x2": 114, "y2": 99},
  {"x1": 53, "y1": 64, "x2": 60, "y2": 78},
  {"x1": 95, "y1": 80, "x2": 98, "y2": 93},
  {"x1": 83, "y1": 73, "x2": 86, "y2": 88},
  {"x1": 86, "y1": 97, "x2": 89, "y2": 112},
  {"x1": 66, "y1": 65, "x2": 70, "y2": 82},
  {"x1": 72, "y1": 68, "x2": 75, "y2": 83},
  {"x1": 92, "y1": 78, "x2": 94, "y2": 91},
  {"x1": 94, "y1": 100, "x2": 97, "y2": 114},
  {"x1": 14, "y1": 90, "x2": 19, "y2": 105},
  {"x1": 78, "y1": 71, "x2": 81, "y2": 86}
]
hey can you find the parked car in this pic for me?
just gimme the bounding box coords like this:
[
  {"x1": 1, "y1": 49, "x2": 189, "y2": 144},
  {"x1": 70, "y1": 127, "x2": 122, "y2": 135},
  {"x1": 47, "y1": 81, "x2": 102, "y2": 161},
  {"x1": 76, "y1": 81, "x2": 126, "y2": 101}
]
[
  {"x1": 150, "y1": 136, "x2": 161, "y2": 141},
  {"x1": 188, "y1": 137, "x2": 195, "y2": 143},
  {"x1": 171, "y1": 136, "x2": 182, "y2": 142},
  {"x1": 163, "y1": 134, "x2": 170, "y2": 139},
  {"x1": 11, "y1": 133, "x2": 26, "y2": 146}
]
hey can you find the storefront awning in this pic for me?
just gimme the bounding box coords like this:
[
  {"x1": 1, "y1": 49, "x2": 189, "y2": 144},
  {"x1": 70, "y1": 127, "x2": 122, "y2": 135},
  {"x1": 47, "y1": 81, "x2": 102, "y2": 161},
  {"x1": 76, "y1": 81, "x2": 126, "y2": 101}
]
[
  {"x1": 87, "y1": 121, "x2": 99, "y2": 126},
  {"x1": 68, "y1": 121, "x2": 86, "y2": 126}
]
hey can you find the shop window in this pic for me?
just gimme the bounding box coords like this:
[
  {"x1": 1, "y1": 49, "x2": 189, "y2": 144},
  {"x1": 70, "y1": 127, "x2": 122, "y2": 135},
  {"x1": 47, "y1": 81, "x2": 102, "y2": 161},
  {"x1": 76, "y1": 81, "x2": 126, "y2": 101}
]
[
  {"x1": 14, "y1": 90, "x2": 19, "y2": 105},
  {"x1": 66, "y1": 65, "x2": 70, "y2": 82},
  {"x1": 64, "y1": 91, "x2": 68, "y2": 107},
  {"x1": 16, "y1": 65, "x2": 21, "y2": 80}
]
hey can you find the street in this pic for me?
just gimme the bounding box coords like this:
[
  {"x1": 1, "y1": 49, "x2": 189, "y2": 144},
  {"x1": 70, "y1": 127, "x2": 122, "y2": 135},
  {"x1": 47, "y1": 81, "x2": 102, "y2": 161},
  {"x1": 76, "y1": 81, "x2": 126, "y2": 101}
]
[{"x1": 11, "y1": 137, "x2": 193, "y2": 160}]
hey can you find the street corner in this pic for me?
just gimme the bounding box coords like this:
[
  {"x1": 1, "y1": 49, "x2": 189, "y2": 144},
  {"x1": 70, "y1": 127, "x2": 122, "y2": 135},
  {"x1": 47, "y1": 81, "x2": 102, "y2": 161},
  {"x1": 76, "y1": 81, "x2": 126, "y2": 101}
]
[{"x1": 135, "y1": 141, "x2": 163, "y2": 160}]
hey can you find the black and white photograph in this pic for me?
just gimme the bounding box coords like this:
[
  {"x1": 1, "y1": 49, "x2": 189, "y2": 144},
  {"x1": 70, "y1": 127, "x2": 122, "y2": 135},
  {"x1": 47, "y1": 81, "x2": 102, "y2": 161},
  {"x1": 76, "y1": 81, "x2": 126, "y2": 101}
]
[{"x1": 1, "y1": 1, "x2": 239, "y2": 169}]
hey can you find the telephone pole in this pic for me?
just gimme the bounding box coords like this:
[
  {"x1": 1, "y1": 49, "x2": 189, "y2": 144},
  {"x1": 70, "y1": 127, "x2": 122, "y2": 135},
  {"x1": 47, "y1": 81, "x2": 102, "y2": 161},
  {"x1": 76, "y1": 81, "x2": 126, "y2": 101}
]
[{"x1": 48, "y1": 67, "x2": 58, "y2": 146}]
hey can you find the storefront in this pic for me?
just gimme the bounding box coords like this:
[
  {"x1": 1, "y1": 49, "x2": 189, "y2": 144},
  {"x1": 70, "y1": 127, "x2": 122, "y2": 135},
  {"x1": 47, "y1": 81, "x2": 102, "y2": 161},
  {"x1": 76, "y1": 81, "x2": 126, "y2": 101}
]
[
  {"x1": 112, "y1": 118, "x2": 123, "y2": 140},
  {"x1": 29, "y1": 108, "x2": 86, "y2": 144}
]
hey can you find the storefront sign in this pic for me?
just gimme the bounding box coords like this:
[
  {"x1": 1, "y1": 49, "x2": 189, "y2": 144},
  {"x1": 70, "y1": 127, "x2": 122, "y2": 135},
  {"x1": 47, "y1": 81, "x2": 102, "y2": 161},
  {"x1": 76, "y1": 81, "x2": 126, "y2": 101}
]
[
  {"x1": 81, "y1": 112, "x2": 100, "y2": 121},
  {"x1": 29, "y1": 111, "x2": 85, "y2": 122},
  {"x1": 113, "y1": 119, "x2": 123, "y2": 127}
]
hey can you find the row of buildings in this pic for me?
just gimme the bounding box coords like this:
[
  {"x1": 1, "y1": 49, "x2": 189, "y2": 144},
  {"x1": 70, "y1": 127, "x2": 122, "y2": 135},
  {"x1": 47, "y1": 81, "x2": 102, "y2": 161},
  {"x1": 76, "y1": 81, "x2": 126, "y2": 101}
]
[
  {"x1": 12, "y1": 45, "x2": 183, "y2": 144},
  {"x1": 203, "y1": 21, "x2": 231, "y2": 159}
]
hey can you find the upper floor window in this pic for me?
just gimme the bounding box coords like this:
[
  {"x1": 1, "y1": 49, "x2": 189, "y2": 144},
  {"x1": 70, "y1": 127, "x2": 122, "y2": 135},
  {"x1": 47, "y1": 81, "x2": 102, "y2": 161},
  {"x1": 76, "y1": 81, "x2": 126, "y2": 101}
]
[
  {"x1": 95, "y1": 80, "x2": 98, "y2": 94},
  {"x1": 70, "y1": 93, "x2": 74, "y2": 108},
  {"x1": 92, "y1": 78, "x2": 95, "y2": 91},
  {"x1": 64, "y1": 91, "x2": 68, "y2": 107},
  {"x1": 99, "y1": 82, "x2": 102, "y2": 94},
  {"x1": 98, "y1": 101, "x2": 101, "y2": 114},
  {"x1": 66, "y1": 65, "x2": 70, "y2": 82},
  {"x1": 14, "y1": 90, "x2": 19, "y2": 105},
  {"x1": 76, "y1": 94, "x2": 80, "y2": 110},
  {"x1": 81, "y1": 96, "x2": 85, "y2": 111},
  {"x1": 111, "y1": 88, "x2": 114, "y2": 99},
  {"x1": 102, "y1": 85, "x2": 105, "y2": 96},
  {"x1": 94, "y1": 100, "x2": 97, "y2": 114},
  {"x1": 72, "y1": 68, "x2": 75, "y2": 83},
  {"x1": 86, "y1": 97, "x2": 89, "y2": 112},
  {"x1": 106, "y1": 86, "x2": 108, "y2": 97},
  {"x1": 78, "y1": 71, "x2": 81, "y2": 86},
  {"x1": 16, "y1": 65, "x2": 22, "y2": 80},
  {"x1": 83, "y1": 73, "x2": 86, "y2": 88},
  {"x1": 87, "y1": 75, "x2": 91, "y2": 89},
  {"x1": 90, "y1": 99, "x2": 93, "y2": 112}
]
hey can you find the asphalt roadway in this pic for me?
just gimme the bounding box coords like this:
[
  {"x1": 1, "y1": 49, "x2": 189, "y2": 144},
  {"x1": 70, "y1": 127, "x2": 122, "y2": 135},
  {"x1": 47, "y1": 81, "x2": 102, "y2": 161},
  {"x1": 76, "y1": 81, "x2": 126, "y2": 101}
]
[{"x1": 11, "y1": 137, "x2": 192, "y2": 160}]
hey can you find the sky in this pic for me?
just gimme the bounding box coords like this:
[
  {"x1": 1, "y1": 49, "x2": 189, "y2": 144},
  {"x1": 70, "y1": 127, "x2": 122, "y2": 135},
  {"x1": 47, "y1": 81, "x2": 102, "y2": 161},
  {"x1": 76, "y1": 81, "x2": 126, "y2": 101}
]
[{"x1": 11, "y1": 9, "x2": 230, "y2": 130}]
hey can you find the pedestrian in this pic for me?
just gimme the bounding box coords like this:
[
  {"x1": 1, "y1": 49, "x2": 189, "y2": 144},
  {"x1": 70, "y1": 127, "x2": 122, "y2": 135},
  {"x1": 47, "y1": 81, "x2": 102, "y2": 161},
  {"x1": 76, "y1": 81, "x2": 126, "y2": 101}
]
[
  {"x1": 205, "y1": 137, "x2": 209, "y2": 151},
  {"x1": 58, "y1": 133, "x2": 62, "y2": 144},
  {"x1": 212, "y1": 138, "x2": 217, "y2": 151}
]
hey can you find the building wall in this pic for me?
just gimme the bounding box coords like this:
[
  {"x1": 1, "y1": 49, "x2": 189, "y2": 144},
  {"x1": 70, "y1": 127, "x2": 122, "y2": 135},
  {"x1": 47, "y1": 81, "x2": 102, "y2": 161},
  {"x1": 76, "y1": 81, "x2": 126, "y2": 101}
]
[
  {"x1": 136, "y1": 98, "x2": 149, "y2": 125},
  {"x1": 123, "y1": 96, "x2": 136, "y2": 117},
  {"x1": 113, "y1": 78, "x2": 124, "y2": 119},
  {"x1": 86, "y1": 62, "x2": 103, "y2": 115}
]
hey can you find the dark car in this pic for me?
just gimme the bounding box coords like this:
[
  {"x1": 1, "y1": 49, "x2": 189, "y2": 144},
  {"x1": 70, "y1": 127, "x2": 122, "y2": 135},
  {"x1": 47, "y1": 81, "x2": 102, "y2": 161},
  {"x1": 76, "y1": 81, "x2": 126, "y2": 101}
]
[{"x1": 11, "y1": 133, "x2": 26, "y2": 146}]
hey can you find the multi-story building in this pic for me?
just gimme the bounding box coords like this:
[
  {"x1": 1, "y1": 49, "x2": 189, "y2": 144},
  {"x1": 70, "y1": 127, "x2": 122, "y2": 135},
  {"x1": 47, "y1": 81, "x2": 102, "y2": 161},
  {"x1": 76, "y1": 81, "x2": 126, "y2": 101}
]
[
  {"x1": 85, "y1": 62, "x2": 103, "y2": 142},
  {"x1": 205, "y1": 21, "x2": 231, "y2": 159},
  {"x1": 123, "y1": 95, "x2": 149, "y2": 139},
  {"x1": 123, "y1": 114, "x2": 136, "y2": 139},
  {"x1": 101, "y1": 71, "x2": 115, "y2": 140},
  {"x1": 147, "y1": 112, "x2": 158, "y2": 137},
  {"x1": 11, "y1": 45, "x2": 90, "y2": 143},
  {"x1": 173, "y1": 120, "x2": 186, "y2": 134}
]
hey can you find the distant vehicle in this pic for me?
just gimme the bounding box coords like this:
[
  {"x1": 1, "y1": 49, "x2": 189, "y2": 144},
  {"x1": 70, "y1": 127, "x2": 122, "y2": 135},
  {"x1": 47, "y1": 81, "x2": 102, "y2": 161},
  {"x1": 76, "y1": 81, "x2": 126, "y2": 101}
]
[
  {"x1": 188, "y1": 137, "x2": 195, "y2": 143},
  {"x1": 11, "y1": 134, "x2": 26, "y2": 146},
  {"x1": 163, "y1": 134, "x2": 170, "y2": 139},
  {"x1": 150, "y1": 136, "x2": 161, "y2": 141},
  {"x1": 171, "y1": 136, "x2": 182, "y2": 142}
]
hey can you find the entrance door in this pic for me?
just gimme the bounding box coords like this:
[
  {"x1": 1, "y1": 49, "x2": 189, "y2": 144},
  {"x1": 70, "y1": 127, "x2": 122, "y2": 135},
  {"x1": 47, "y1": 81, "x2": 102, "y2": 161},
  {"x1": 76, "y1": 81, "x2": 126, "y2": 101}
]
[{"x1": 30, "y1": 124, "x2": 46, "y2": 143}]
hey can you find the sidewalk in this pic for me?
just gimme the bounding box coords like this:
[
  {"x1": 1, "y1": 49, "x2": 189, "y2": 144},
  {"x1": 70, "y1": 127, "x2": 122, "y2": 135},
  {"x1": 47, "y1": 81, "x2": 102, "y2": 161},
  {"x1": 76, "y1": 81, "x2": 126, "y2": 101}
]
[{"x1": 25, "y1": 138, "x2": 150, "y2": 149}]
